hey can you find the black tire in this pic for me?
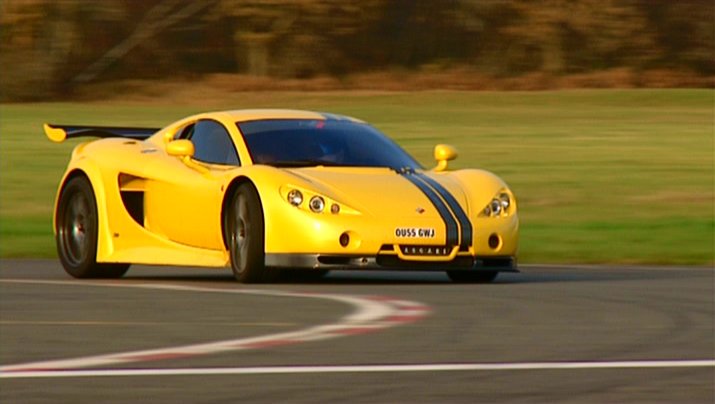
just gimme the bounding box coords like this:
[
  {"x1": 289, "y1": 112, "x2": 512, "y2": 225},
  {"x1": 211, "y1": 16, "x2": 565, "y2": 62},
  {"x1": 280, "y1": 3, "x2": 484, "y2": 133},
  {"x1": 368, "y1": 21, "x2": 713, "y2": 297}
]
[
  {"x1": 56, "y1": 176, "x2": 130, "y2": 278},
  {"x1": 447, "y1": 270, "x2": 498, "y2": 283},
  {"x1": 227, "y1": 183, "x2": 275, "y2": 283}
]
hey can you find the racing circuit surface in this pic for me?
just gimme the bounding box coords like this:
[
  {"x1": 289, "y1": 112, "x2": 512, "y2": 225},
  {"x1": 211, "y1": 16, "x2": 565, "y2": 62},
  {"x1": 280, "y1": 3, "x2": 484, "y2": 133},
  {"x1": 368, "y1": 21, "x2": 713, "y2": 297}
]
[{"x1": 1, "y1": 260, "x2": 713, "y2": 403}]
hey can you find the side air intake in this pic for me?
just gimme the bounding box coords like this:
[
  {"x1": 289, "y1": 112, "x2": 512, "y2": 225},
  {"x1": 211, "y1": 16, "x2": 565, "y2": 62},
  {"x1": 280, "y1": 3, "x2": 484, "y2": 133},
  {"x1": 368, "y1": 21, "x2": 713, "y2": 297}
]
[{"x1": 118, "y1": 174, "x2": 145, "y2": 226}]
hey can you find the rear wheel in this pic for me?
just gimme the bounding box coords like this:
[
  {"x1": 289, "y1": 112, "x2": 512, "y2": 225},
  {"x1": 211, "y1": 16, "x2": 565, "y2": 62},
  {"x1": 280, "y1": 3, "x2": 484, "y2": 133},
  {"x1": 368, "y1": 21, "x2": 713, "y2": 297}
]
[
  {"x1": 56, "y1": 176, "x2": 130, "y2": 278},
  {"x1": 227, "y1": 183, "x2": 276, "y2": 283},
  {"x1": 447, "y1": 270, "x2": 498, "y2": 283}
]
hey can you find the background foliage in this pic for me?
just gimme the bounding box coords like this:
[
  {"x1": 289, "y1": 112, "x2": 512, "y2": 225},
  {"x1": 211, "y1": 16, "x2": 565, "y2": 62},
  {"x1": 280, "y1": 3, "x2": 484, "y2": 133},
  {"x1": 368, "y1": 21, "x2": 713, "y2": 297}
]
[{"x1": 1, "y1": 0, "x2": 713, "y2": 100}]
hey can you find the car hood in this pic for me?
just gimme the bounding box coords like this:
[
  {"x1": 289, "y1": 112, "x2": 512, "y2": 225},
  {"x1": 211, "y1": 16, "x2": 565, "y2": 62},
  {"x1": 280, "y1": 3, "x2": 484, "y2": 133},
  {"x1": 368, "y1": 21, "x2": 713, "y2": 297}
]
[{"x1": 285, "y1": 166, "x2": 470, "y2": 219}]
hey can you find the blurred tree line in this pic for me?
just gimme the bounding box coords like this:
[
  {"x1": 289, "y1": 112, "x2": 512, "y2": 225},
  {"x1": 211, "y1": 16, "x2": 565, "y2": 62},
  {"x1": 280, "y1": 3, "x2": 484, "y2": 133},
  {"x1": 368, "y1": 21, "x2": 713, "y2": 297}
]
[{"x1": 1, "y1": 0, "x2": 713, "y2": 100}]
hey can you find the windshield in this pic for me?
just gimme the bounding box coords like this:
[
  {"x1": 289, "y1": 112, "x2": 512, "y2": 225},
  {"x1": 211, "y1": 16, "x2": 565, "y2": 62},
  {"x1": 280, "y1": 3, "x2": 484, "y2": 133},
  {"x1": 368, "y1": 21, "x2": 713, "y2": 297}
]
[{"x1": 237, "y1": 119, "x2": 422, "y2": 170}]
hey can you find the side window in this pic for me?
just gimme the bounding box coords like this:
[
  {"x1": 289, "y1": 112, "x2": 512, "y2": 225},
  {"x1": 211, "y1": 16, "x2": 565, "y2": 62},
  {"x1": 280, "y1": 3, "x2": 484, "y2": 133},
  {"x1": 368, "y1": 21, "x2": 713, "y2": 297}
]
[
  {"x1": 174, "y1": 123, "x2": 195, "y2": 140},
  {"x1": 188, "y1": 120, "x2": 240, "y2": 166}
]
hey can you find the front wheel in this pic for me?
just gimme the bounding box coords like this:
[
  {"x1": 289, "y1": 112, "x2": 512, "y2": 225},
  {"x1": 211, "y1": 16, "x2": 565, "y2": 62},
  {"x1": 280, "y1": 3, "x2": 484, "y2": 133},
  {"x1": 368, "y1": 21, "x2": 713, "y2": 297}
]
[
  {"x1": 447, "y1": 270, "x2": 498, "y2": 283},
  {"x1": 56, "y1": 176, "x2": 130, "y2": 278},
  {"x1": 227, "y1": 183, "x2": 276, "y2": 283}
]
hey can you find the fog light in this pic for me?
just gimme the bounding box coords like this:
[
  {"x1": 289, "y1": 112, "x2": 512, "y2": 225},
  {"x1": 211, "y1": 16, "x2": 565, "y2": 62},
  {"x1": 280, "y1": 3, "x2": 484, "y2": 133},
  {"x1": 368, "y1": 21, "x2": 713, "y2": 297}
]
[
  {"x1": 309, "y1": 196, "x2": 325, "y2": 212},
  {"x1": 488, "y1": 234, "x2": 501, "y2": 249},
  {"x1": 287, "y1": 189, "x2": 303, "y2": 206},
  {"x1": 339, "y1": 232, "x2": 350, "y2": 247}
]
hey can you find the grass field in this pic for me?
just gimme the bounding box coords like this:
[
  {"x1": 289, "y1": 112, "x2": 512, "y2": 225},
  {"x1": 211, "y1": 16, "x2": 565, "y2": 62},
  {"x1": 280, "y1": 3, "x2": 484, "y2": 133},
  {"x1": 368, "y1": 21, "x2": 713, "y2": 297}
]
[{"x1": 1, "y1": 89, "x2": 713, "y2": 264}]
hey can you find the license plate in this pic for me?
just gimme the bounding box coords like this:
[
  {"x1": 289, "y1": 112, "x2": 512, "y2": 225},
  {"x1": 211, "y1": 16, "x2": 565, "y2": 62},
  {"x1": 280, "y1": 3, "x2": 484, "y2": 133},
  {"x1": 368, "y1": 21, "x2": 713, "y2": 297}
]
[{"x1": 394, "y1": 227, "x2": 436, "y2": 238}]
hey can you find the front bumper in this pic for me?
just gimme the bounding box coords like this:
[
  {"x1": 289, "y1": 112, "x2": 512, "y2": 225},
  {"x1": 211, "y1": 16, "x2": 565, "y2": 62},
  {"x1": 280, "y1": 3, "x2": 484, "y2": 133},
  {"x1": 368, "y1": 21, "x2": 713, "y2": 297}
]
[{"x1": 265, "y1": 253, "x2": 517, "y2": 272}]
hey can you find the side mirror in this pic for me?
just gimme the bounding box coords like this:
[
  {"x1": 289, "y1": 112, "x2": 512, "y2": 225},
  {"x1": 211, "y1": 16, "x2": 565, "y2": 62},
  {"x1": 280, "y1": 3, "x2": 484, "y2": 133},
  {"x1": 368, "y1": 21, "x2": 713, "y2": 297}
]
[
  {"x1": 433, "y1": 144, "x2": 458, "y2": 172},
  {"x1": 167, "y1": 139, "x2": 194, "y2": 158}
]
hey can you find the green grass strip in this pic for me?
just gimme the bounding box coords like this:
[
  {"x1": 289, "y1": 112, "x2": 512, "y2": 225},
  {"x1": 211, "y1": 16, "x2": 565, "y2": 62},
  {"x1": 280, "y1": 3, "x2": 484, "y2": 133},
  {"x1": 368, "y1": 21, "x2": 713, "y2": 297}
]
[{"x1": 1, "y1": 90, "x2": 712, "y2": 264}]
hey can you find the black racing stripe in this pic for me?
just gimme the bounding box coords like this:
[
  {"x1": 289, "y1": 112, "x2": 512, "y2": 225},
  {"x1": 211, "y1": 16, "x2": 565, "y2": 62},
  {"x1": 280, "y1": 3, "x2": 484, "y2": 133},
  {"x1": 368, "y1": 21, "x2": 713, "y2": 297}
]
[
  {"x1": 416, "y1": 173, "x2": 473, "y2": 248},
  {"x1": 402, "y1": 173, "x2": 459, "y2": 247}
]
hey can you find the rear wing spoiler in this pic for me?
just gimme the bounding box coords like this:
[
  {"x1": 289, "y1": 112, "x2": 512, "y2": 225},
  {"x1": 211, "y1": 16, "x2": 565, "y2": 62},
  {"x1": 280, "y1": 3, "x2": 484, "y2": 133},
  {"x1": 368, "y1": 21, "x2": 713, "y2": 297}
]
[{"x1": 44, "y1": 123, "x2": 160, "y2": 143}]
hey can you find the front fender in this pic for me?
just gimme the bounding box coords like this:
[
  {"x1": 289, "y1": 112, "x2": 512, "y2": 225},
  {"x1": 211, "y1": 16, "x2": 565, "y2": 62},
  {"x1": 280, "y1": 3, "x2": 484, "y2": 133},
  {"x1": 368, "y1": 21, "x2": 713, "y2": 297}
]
[
  {"x1": 450, "y1": 169, "x2": 519, "y2": 256},
  {"x1": 449, "y1": 169, "x2": 511, "y2": 211},
  {"x1": 220, "y1": 165, "x2": 312, "y2": 252}
]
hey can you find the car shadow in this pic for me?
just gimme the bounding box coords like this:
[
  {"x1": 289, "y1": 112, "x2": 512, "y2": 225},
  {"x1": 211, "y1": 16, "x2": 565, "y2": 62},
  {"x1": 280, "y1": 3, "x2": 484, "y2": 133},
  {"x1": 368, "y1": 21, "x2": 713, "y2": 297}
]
[
  {"x1": 120, "y1": 266, "x2": 710, "y2": 286},
  {"x1": 3, "y1": 260, "x2": 706, "y2": 286}
]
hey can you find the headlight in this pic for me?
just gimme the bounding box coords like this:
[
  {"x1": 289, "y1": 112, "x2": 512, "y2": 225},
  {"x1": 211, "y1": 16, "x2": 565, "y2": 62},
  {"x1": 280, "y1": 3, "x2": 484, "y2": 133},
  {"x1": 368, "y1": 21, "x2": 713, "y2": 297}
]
[
  {"x1": 489, "y1": 199, "x2": 502, "y2": 215},
  {"x1": 480, "y1": 190, "x2": 514, "y2": 218},
  {"x1": 330, "y1": 203, "x2": 341, "y2": 214},
  {"x1": 287, "y1": 189, "x2": 303, "y2": 206},
  {"x1": 309, "y1": 196, "x2": 325, "y2": 213},
  {"x1": 499, "y1": 193, "x2": 510, "y2": 210},
  {"x1": 281, "y1": 185, "x2": 357, "y2": 215}
]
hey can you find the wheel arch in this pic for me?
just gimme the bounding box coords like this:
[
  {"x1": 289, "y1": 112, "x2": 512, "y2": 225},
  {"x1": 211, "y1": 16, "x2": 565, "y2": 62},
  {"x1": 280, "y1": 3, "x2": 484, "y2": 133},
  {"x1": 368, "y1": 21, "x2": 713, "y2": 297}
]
[
  {"x1": 55, "y1": 168, "x2": 131, "y2": 278},
  {"x1": 55, "y1": 161, "x2": 113, "y2": 261},
  {"x1": 220, "y1": 176, "x2": 263, "y2": 251},
  {"x1": 54, "y1": 169, "x2": 92, "y2": 233}
]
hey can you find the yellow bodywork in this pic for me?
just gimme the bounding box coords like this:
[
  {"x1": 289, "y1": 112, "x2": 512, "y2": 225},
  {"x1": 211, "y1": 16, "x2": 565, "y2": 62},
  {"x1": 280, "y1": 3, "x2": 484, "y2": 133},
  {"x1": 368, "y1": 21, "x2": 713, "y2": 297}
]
[{"x1": 47, "y1": 109, "x2": 518, "y2": 269}]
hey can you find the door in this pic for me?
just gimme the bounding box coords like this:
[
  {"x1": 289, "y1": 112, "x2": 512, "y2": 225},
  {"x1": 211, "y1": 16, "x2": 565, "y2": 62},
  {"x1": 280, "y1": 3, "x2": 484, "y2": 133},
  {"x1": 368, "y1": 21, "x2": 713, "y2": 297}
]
[{"x1": 144, "y1": 119, "x2": 241, "y2": 250}]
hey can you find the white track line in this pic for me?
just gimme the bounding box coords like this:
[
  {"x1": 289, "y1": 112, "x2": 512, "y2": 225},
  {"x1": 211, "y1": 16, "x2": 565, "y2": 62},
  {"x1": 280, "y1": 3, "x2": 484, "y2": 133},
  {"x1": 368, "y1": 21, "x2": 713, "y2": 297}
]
[
  {"x1": 2, "y1": 360, "x2": 714, "y2": 379},
  {"x1": 0, "y1": 279, "x2": 430, "y2": 373}
]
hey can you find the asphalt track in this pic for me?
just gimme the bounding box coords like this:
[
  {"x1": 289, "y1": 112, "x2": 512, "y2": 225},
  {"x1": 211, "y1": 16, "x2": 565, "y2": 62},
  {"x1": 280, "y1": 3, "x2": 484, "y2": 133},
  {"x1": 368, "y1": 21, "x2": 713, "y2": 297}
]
[{"x1": 0, "y1": 260, "x2": 713, "y2": 403}]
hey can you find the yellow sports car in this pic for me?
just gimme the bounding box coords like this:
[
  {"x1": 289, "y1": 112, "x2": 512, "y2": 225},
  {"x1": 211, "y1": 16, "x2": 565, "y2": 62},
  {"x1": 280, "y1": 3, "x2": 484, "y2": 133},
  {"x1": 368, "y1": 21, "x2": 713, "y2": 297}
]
[{"x1": 45, "y1": 109, "x2": 518, "y2": 283}]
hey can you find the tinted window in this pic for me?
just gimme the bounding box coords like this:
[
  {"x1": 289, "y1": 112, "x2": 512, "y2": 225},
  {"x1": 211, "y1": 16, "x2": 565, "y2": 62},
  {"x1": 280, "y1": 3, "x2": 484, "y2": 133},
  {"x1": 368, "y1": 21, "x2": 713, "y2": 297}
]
[
  {"x1": 189, "y1": 120, "x2": 240, "y2": 165},
  {"x1": 237, "y1": 119, "x2": 421, "y2": 170},
  {"x1": 174, "y1": 123, "x2": 195, "y2": 140}
]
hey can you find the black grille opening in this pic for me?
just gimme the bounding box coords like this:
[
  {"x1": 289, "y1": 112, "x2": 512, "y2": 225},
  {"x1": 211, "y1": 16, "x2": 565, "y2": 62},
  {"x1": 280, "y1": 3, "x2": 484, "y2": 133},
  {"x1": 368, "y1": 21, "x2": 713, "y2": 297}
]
[
  {"x1": 317, "y1": 256, "x2": 353, "y2": 266},
  {"x1": 376, "y1": 255, "x2": 474, "y2": 268}
]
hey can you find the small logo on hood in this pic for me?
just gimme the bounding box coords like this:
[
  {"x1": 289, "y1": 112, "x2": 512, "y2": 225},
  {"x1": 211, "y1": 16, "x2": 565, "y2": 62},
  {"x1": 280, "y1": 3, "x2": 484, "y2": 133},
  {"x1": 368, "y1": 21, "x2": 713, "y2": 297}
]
[{"x1": 416, "y1": 207, "x2": 425, "y2": 214}]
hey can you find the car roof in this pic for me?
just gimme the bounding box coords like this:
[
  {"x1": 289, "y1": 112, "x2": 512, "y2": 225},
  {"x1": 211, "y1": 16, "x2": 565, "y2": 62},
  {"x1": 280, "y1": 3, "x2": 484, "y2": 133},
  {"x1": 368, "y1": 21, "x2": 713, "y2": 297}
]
[{"x1": 220, "y1": 109, "x2": 364, "y2": 123}]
